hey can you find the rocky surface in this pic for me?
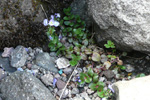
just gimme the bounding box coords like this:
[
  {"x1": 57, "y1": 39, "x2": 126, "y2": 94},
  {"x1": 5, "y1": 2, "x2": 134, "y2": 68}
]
[
  {"x1": 88, "y1": 0, "x2": 150, "y2": 53},
  {"x1": 35, "y1": 52, "x2": 58, "y2": 73},
  {"x1": 112, "y1": 75, "x2": 150, "y2": 100},
  {"x1": 0, "y1": 71, "x2": 56, "y2": 100}
]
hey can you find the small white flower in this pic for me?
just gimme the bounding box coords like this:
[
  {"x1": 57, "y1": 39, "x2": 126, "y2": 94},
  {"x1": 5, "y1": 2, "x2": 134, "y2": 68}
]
[
  {"x1": 49, "y1": 19, "x2": 55, "y2": 26},
  {"x1": 54, "y1": 21, "x2": 60, "y2": 27}
]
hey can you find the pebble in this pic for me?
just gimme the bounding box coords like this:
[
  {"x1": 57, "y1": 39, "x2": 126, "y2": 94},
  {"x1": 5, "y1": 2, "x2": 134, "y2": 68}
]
[
  {"x1": 71, "y1": 88, "x2": 79, "y2": 94},
  {"x1": 103, "y1": 70, "x2": 115, "y2": 79},
  {"x1": 41, "y1": 73, "x2": 53, "y2": 86},
  {"x1": 57, "y1": 89, "x2": 69, "y2": 98},
  {"x1": 86, "y1": 89, "x2": 94, "y2": 94},
  {"x1": 125, "y1": 64, "x2": 135, "y2": 72},
  {"x1": 56, "y1": 58, "x2": 70, "y2": 69},
  {"x1": 80, "y1": 92, "x2": 91, "y2": 100},
  {"x1": 2, "y1": 47, "x2": 14, "y2": 57},
  {"x1": 0, "y1": 68, "x2": 6, "y2": 80},
  {"x1": 103, "y1": 61, "x2": 111, "y2": 69},
  {"x1": 95, "y1": 97, "x2": 101, "y2": 100},
  {"x1": 54, "y1": 74, "x2": 61, "y2": 79},
  {"x1": 63, "y1": 67, "x2": 73, "y2": 74},
  {"x1": 56, "y1": 79, "x2": 66, "y2": 90},
  {"x1": 101, "y1": 54, "x2": 108, "y2": 63}
]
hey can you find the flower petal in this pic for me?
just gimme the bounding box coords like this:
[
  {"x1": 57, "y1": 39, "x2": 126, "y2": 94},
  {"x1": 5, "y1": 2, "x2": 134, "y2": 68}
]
[
  {"x1": 49, "y1": 19, "x2": 55, "y2": 26},
  {"x1": 108, "y1": 84, "x2": 114, "y2": 93},
  {"x1": 55, "y1": 13, "x2": 60, "y2": 18},
  {"x1": 51, "y1": 15, "x2": 54, "y2": 19},
  {"x1": 43, "y1": 19, "x2": 49, "y2": 26},
  {"x1": 54, "y1": 21, "x2": 60, "y2": 27}
]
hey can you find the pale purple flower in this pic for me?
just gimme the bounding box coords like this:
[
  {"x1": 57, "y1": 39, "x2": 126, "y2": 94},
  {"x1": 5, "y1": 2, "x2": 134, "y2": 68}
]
[
  {"x1": 49, "y1": 35, "x2": 53, "y2": 40},
  {"x1": 25, "y1": 48, "x2": 28, "y2": 52},
  {"x1": 58, "y1": 34, "x2": 62, "y2": 40},
  {"x1": 49, "y1": 19, "x2": 55, "y2": 26},
  {"x1": 78, "y1": 79, "x2": 81, "y2": 83},
  {"x1": 17, "y1": 68, "x2": 23, "y2": 71},
  {"x1": 43, "y1": 19, "x2": 49, "y2": 26},
  {"x1": 53, "y1": 78, "x2": 57, "y2": 87},
  {"x1": 55, "y1": 13, "x2": 60, "y2": 18},
  {"x1": 51, "y1": 15, "x2": 54, "y2": 19},
  {"x1": 108, "y1": 84, "x2": 114, "y2": 93}
]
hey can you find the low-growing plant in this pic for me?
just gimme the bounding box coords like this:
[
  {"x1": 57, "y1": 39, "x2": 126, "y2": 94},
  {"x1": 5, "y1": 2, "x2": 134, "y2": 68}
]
[
  {"x1": 79, "y1": 68, "x2": 112, "y2": 98},
  {"x1": 43, "y1": 7, "x2": 93, "y2": 66},
  {"x1": 104, "y1": 40, "x2": 115, "y2": 49}
]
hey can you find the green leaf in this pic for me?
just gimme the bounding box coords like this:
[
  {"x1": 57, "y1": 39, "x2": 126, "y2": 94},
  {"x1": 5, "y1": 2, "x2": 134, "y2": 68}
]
[
  {"x1": 97, "y1": 81, "x2": 105, "y2": 87},
  {"x1": 63, "y1": 16, "x2": 70, "y2": 20},
  {"x1": 104, "y1": 44, "x2": 110, "y2": 48},
  {"x1": 93, "y1": 73, "x2": 99, "y2": 83},
  {"x1": 70, "y1": 15, "x2": 74, "y2": 19},
  {"x1": 85, "y1": 76, "x2": 92, "y2": 83},
  {"x1": 97, "y1": 91, "x2": 105, "y2": 98},
  {"x1": 89, "y1": 83, "x2": 97, "y2": 91},
  {"x1": 118, "y1": 65, "x2": 126, "y2": 70},
  {"x1": 73, "y1": 28, "x2": 82, "y2": 35},
  {"x1": 69, "y1": 22, "x2": 74, "y2": 27},
  {"x1": 107, "y1": 55, "x2": 112, "y2": 58},
  {"x1": 57, "y1": 42, "x2": 62, "y2": 48},
  {"x1": 87, "y1": 68, "x2": 94, "y2": 77},
  {"x1": 64, "y1": 21, "x2": 71, "y2": 25},
  {"x1": 70, "y1": 59, "x2": 78, "y2": 66},
  {"x1": 111, "y1": 45, "x2": 115, "y2": 48},
  {"x1": 107, "y1": 40, "x2": 112, "y2": 45},
  {"x1": 66, "y1": 27, "x2": 72, "y2": 32}
]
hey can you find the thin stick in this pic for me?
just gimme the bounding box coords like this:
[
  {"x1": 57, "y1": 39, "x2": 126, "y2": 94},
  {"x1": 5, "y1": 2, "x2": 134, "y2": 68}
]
[
  {"x1": 40, "y1": 4, "x2": 48, "y2": 19},
  {"x1": 59, "y1": 63, "x2": 79, "y2": 100}
]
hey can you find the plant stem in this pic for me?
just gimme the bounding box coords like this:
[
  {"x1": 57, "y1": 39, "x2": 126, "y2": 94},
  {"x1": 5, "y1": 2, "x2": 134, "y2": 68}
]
[{"x1": 59, "y1": 63, "x2": 79, "y2": 100}]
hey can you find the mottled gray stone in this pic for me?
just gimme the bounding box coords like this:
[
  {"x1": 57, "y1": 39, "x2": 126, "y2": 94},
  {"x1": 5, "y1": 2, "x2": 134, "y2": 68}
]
[
  {"x1": 57, "y1": 89, "x2": 69, "y2": 99},
  {"x1": 41, "y1": 73, "x2": 53, "y2": 86},
  {"x1": 88, "y1": 0, "x2": 150, "y2": 53},
  {"x1": 0, "y1": 71, "x2": 56, "y2": 100},
  {"x1": 56, "y1": 79, "x2": 66, "y2": 90},
  {"x1": 71, "y1": 88, "x2": 79, "y2": 94},
  {"x1": 0, "y1": 52, "x2": 16, "y2": 73},
  {"x1": 35, "y1": 52, "x2": 58, "y2": 73},
  {"x1": 10, "y1": 46, "x2": 28, "y2": 68},
  {"x1": 63, "y1": 67, "x2": 73, "y2": 74}
]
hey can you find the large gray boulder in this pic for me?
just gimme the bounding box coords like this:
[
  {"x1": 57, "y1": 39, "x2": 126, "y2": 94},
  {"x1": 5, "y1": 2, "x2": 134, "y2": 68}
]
[
  {"x1": 0, "y1": 71, "x2": 56, "y2": 100},
  {"x1": 88, "y1": 0, "x2": 150, "y2": 52},
  {"x1": 112, "y1": 75, "x2": 150, "y2": 100}
]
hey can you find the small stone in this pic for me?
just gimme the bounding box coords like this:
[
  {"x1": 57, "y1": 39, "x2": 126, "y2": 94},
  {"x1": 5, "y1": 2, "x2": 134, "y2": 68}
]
[
  {"x1": 54, "y1": 88, "x2": 58, "y2": 94},
  {"x1": 56, "y1": 58, "x2": 70, "y2": 69},
  {"x1": 92, "y1": 52, "x2": 101, "y2": 62},
  {"x1": 27, "y1": 63, "x2": 32, "y2": 69},
  {"x1": 62, "y1": 76, "x2": 67, "y2": 82},
  {"x1": 117, "y1": 60, "x2": 123, "y2": 65},
  {"x1": 62, "y1": 73, "x2": 66, "y2": 77},
  {"x1": 103, "y1": 70, "x2": 115, "y2": 79},
  {"x1": 125, "y1": 64, "x2": 135, "y2": 72},
  {"x1": 56, "y1": 79, "x2": 66, "y2": 90},
  {"x1": 99, "y1": 77, "x2": 106, "y2": 82},
  {"x1": 77, "y1": 68, "x2": 82, "y2": 73},
  {"x1": 57, "y1": 89, "x2": 69, "y2": 98},
  {"x1": 54, "y1": 74, "x2": 61, "y2": 79},
  {"x1": 101, "y1": 54, "x2": 108, "y2": 63},
  {"x1": 63, "y1": 67, "x2": 73, "y2": 74},
  {"x1": 41, "y1": 73, "x2": 53, "y2": 86},
  {"x1": 70, "y1": 83, "x2": 76, "y2": 88},
  {"x1": 95, "y1": 97, "x2": 101, "y2": 100},
  {"x1": 86, "y1": 89, "x2": 94, "y2": 94},
  {"x1": 2, "y1": 47, "x2": 14, "y2": 57},
  {"x1": 71, "y1": 88, "x2": 79, "y2": 94},
  {"x1": 103, "y1": 61, "x2": 111, "y2": 69},
  {"x1": 80, "y1": 92, "x2": 91, "y2": 100}
]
